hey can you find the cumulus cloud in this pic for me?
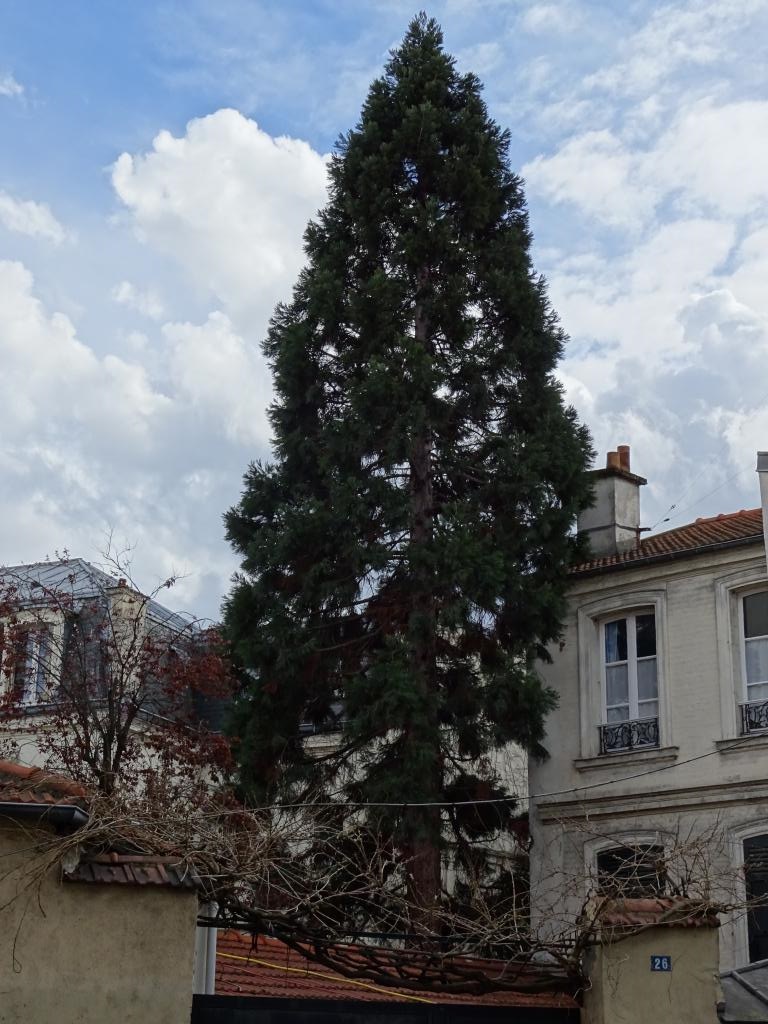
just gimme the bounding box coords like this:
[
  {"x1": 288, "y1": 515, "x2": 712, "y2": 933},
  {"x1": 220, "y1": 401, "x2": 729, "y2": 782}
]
[
  {"x1": 163, "y1": 311, "x2": 270, "y2": 446},
  {"x1": 0, "y1": 258, "x2": 246, "y2": 616},
  {"x1": 524, "y1": 130, "x2": 653, "y2": 230},
  {"x1": 0, "y1": 191, "x2": 66, "y2": 243},
  {"x1": 0, "y1": 73, "x2": 23, "y2": 98},
  {"x1": 524, "y1": 99, "x2": 768, "y2": 230},
  {"x1": 517, "y1": 0, "x2": 768, "y2": 527},
  {"x1": 0, "y1": 108, "x2": 333, "y2": 616},
  {"x1": 111, "y1": 108, "x2": 329, "y2": 319},
  {"x1": 111, "y1": 280, "x2": 165, "y2": 320},
  {"x1": 0, "y1": 260, "x2": 169, "y2": 440}
]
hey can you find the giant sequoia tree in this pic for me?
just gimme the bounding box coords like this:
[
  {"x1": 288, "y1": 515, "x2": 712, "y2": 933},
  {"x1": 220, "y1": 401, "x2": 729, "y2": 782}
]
[{"x1": 225, "y1": 15, "x2": 593, "y2": 921}]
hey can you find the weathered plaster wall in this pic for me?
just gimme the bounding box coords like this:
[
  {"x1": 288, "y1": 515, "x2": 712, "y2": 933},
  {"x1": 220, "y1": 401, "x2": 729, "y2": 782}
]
[
  {"x1": 0, "y1": 823, "x2": 198, "y2": 1024},
  {"x1": 582, "y1": 926, "x2": 721, "y2": 1024}
]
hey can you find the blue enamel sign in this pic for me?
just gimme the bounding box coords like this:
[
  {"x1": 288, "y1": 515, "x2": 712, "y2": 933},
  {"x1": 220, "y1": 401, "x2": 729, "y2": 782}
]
[{"x1": 650, "y1": 955, "x2": 672, "y2": 972}]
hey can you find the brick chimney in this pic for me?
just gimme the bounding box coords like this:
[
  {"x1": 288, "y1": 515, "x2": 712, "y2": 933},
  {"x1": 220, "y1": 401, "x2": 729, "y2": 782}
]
[{"x1": 577, "y1": 446, "x2": 647, "y2": 558}]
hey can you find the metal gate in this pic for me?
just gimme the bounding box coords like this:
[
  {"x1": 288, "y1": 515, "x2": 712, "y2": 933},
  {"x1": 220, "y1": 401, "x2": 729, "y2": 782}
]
[{"x1": 191, "y1": 994, "x2": 579, "y2": 1023}]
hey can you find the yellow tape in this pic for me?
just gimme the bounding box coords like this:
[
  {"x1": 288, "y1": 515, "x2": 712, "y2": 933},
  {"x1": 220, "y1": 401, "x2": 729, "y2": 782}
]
[{"x1": 217, "y1": 950, "x2": 436, "y2": 1004}]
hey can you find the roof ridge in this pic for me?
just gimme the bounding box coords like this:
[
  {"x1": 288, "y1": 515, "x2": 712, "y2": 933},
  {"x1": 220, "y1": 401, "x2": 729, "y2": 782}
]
[{"x1": 654, "y1": 507, "x2": 761, "y2": 538}]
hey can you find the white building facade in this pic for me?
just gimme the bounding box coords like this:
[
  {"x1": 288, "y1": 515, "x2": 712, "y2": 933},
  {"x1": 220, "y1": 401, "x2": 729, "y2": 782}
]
[{"x1": 529, "y1": 447, "x2": 768, "y2": 969}]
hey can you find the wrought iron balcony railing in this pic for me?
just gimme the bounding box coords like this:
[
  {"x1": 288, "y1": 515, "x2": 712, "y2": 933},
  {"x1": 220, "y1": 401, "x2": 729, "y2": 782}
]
[
  {"x1": 740, "y1": 700, "x2": 768, "y2": 735},
  {"x1": 599, "y1": 716, "x2": 659, "y2": 754}
]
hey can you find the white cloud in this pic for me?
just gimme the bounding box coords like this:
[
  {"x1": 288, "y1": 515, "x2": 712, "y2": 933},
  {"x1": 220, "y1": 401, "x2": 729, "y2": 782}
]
[
  {"x1": 111, "y1": 280, "x2": 165, "y2": 320},
  {"x1": 521, "y1": 3, "x2": 578, "y2": 34},
  {"x1": 163, "y1": 311, "x2": 270, "y2": 446},
  {"x1": 0, "y1": 260, "x2": 169, "y2": 439},
  {"x1": 523, "y1": 129, "x2": 654, "y2": 230},
  {"x1": 0, "y1": 191, "x2": 66, "y2": 244},
  {"x1": 517, "y1": 0, "x2": 768, "y2": 533},
  {"x1": 725, "y1": 226, "x2": 768, "y2": 312},
  {"x1": 650, "y1": 100, "x2": 768, "y2": 218},
  {"x1": 524, "y1": 99, "x2": 768, "y2": 230},
  {"x1": 0, "y1": 73, "x2": 23, "y2": 98},
  {"x1": 0, "y1": 258, "x2": 250, "y2": 618},
  {"x1": 457, "y1": 41, "x2": 503, "y2": 75},
  {"x1": 582, "y1": 0, "x2": 764, "y2": 97},
  {"x1": 111, "y1": 108, "x2": 329, "y2": 319}
]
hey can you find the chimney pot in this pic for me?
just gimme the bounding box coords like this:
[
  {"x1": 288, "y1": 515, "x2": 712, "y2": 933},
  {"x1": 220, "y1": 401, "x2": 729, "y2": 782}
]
[
  {"x1": 617, "y1": 445, "x2": 631, "y2": 472},
  {"x1": 606, "y1": 451, "x2": 621, "y2": 470},
  {"x1": 117, "y1": 578, "x2": 127, "y2": 588}
]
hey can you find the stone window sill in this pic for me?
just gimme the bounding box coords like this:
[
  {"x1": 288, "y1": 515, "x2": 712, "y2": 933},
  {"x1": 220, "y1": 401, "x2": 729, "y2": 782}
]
[
  {"x1": 716, "y1": 734, "x2": 768, "y2": 755},
  {"x1": 574, "y1": 745, "x2": 679, "y2": 773}
]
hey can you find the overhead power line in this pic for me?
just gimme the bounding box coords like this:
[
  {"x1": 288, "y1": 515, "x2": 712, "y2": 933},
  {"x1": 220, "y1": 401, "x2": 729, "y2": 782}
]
[{"x1": 249, "y1": 735, "x2": 756, "y2": 812}]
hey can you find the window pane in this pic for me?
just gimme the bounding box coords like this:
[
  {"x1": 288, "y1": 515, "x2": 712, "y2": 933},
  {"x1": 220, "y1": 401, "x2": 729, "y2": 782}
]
[
  {"x1": 607, "y1": 705, "x2": 629, "y2": 723},
  {"x1": 606, "y1": 664, "x2": 629, "y2": 706},
  {"x1": 744, "y1": 836, "x2": 768, "y2": 961},
  {"x1": 605, "y1": 619, "x2": 627, "y2": 663},
  {"x1": 635, "y1": 613, "x2": 656, "y2": 657},
  {"x1": 747, "y1": 682, "x2": 768, "y2": 703},
  {"x1": 746, "y1": 638, "x2": 768, "y2": 685},
  {"x1": 638, "y1": 700, "x2": 658, "y2": 719},
  {"x1": 745, "y1": 592, "x2": 768, "y2": 639},
  {"x1": 597, "y1": 845, "x2": 666, "y2": 897},
  {"x1": 34, "y1": 631, "x2": 51, "y2": 699},
  {"x1": 637, "y1": 658, "x2": 658, "y2": 701}
]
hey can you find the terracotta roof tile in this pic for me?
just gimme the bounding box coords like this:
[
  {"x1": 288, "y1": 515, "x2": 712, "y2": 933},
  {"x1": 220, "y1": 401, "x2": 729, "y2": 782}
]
[
  {"x1": 573, "y1": 508, "x2": 763, "y2": 575},
  {"x1": 64, "y1": 851, "x2": 200, "y2": 890},
  {"x1": 0, "y1": 761, "x2": 196, "y2": 891},
  {"x1": 593, "y1": 897, "x2": 719, "y2": 930},
  {"x1": 0, "y1": 760, "x2": 89, "y2": 808},
  {"x1": 215, "y1": 931, "x2": 578, "y2": 1008}
]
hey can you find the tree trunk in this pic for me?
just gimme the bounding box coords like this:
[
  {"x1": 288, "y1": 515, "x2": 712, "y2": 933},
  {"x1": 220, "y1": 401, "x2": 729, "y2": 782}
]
[{"x1": 406, "y1": 269, "x2": 442, "y2": 932}]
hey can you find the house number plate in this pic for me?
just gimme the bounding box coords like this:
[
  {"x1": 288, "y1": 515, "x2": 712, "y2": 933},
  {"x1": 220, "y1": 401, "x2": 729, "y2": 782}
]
[{"x1": 650, "y1": 956, "x2": 672, "y2": 972}]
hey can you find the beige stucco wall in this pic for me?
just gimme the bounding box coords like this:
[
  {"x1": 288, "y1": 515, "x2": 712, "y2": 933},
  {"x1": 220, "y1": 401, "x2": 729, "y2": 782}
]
[
  {"x1": 0, "y1": 821, "x2": 198, "y2": 1024},
  {"x1": 529, "y1": 541, "x2": 768, "y2": 968},
  {"x1": 582, "y1": 925, "x2": 721, "y2": 1024}
]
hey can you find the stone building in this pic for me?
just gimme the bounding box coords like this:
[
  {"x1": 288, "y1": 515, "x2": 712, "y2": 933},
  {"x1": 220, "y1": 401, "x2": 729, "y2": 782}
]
[{"x1": 529, "y1": 446, "x2": 768, "y2": 969}]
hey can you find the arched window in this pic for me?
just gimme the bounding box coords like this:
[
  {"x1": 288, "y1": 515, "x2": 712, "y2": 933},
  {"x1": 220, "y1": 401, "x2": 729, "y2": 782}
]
[{"x1": 596, "y1": 843, "x2": 666, "y2": 897}]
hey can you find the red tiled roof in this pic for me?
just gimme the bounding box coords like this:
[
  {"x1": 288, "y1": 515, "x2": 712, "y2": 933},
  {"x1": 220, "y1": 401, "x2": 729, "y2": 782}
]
[
  {"x1": 0, "y1": 760, "x2": 89, "y2": 807},
  {"x1": 0, "y1": 760, "x2": 196, "y2": 891},
  {"x1": 594, "y1": 897, "x2": 719, "y2": 931},
  {"x1": 573, "y1": 508, "x2": 764, "y2": 575},
  {"x1": 215, "y1": 931, "x2": 577, "y2": 1009},
  {"x1": 64, "y1": 851, "x2": 200, "y2": 890}
]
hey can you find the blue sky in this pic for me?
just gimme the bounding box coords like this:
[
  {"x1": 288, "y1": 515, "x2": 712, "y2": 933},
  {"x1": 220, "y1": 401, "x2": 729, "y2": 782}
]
[{"x1": 1, "y1": 0, "x2": 767, "y2": 616}]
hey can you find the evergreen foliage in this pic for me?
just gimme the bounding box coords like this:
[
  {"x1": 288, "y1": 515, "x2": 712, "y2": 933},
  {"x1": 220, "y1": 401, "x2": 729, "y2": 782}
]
[{"x1": 224, "y1": 14, "x2": 593, "y2": 910}]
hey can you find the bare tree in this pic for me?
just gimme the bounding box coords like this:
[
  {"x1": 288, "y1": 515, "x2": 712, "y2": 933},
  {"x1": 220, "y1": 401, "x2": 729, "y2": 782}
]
[
  {"x1": 2, "y1": 789, "x2": 740, "y2": 998},
  {"x1": 0, "y1": 551, "x2": 236, "y2": 797}
]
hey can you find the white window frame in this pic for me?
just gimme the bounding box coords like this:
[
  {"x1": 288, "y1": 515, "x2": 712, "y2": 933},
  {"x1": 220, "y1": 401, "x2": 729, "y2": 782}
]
[
  {"x1": 576, "y1": 588, "x2": 669, "y2": 760},
  {"x1": 0, "y1": 609, "x2": 64, "y2": 705},
  {"x1": 739, "y1": 588, "x2": 768, "y2": 708},
  {"x1": 714, "y1": 567, "x2": 768, "y2": 740},
  {"x1": 600, "y1": 612, "x2": 658, "y2": 725},
  {"x1": 727, "y1": 820, "x2": 768, "y2": 969}
]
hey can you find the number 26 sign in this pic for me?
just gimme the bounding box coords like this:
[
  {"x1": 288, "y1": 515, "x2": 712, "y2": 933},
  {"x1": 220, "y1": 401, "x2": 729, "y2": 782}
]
[{"x1": 650, "y1": 955, "x2": 672, "y2": 972}]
